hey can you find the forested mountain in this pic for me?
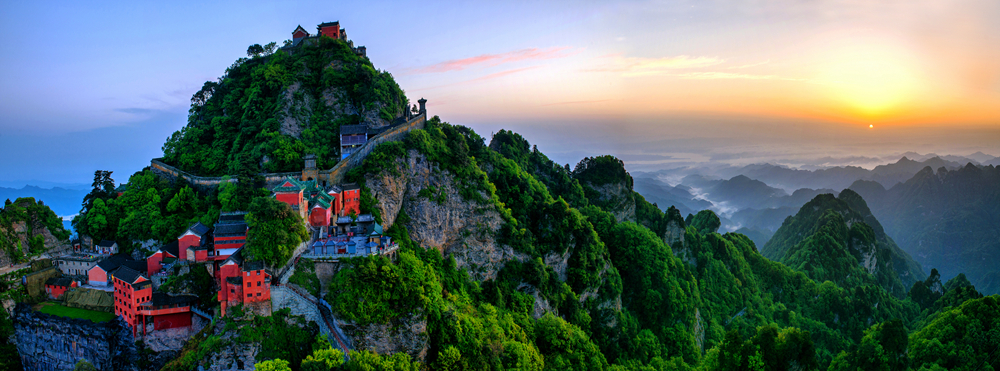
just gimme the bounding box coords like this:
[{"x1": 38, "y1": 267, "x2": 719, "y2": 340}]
[
  {"x1": 761, "y1": 190, "x2": 925, "y2": 298},
  {"x1": 58, "y1": 34, "x2": 999, "y2": 371},
  {"x1": 160, "y1": 37, "x2": 408, "y2": 176},
  {"x1": 850, "y1": 163, "x2": 1000, "y2": 294}
]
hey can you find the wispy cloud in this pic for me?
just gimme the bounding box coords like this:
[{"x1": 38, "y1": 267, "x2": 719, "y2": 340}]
[
  {"x1": 410, "y1": 48, "x2": 572, "y2": 74},
  {"x1": 541, "y1": 99, "x2": 613, "y2": 106},
  {"x1": 409, "y1": 66, "x2": 540, "y2": 91},
  {"x1": 727, "y1": 60, "x2": 771, "y2": 69},
  {"x1": 589, "y1": 55, "x2": 725, "y2": 76},
  {"x1": 674, "y1": 72, "x2": 807, "y2": 81}
]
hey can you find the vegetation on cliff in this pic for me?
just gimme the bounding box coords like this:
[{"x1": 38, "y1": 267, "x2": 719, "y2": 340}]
[
  {"x1": 0, "y1": 197, "x2": 69, "y2": 263},
  {"x1": 762, "y1": 190, "x2": 925, "y2": 297},
  {"x1": 161, "y1": 36, "x2": 408, "y2": 176}
]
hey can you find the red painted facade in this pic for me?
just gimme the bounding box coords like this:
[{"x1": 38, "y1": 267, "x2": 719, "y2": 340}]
[
  {"x1": 178, "y1": 234, "x2": 201, "y2": 260},
  {"x1": 151, "y1": 312, "x2": 192, "y2": 330},
  {"x1": 217, "y1": 260, "x2": 271, "y2": 316},
  {"x1": 275, "y1": 190, "x2": 303, "y2": 207},
  {"x1": 318, "y1": 24, "x2": 341, "y2": 39},
  {"x1": 328, "y1": 190, "x2": 343, "y2": 217},
  {"x1": 45, "y1": 281, "x2": 78, "y2": 299},
  {"x1": 114, "y1": 275, "x2": 152, "y2": 336},
  {"x1": 147, "y1": 251, "x2": 164, "y2": 275},
  {"x1": 310, "y1": 205, "x2": 332, "y2": 226},
  {"x1": 88, "y1": 266, "x2": 109, "y2": 285},
  {"x1": 342, "y1": 189, "x2": 360, "y2": 216},
  {"x1": 194, "y1": 249, "x2": 209, "y2": 262}
]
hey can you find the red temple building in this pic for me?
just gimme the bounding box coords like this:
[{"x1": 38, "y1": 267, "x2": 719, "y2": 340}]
[
  {"x1": 341, "y1": 183, "x2": 360, "y2": 216},
  {"x1": 113, "y1": 266, "x2": 152, "y2": 336},
  {"x1": 317, "y1": 21, "x2": 343, "y2": 40},
  {"x1": 179, "y1": 222, "x2": 210, "y2": 261},
  {"x1": 147, "y1": 241, "x2": 179, "y2": 275},
  {"x1": 44, "y1": 277, "x2": 78, "y2": 299},
  {"x1": 213, "y1": 212, "x2": 248, "y2": 259},
  {"x1": 217, "y1": 248, "x2": 271, "y2": 316}
]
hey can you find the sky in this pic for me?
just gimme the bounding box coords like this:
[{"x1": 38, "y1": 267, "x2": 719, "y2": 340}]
[{"x1": 1, "y1": 0, "x2": 999, "y2": 186}]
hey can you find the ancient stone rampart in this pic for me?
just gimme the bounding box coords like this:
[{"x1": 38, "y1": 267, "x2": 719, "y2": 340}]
[{"x1": 149, "y1": 113, "x2": 426, "y2": 191}]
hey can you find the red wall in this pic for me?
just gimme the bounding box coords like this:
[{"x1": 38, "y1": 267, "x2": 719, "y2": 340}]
[
  {"x1": 46, "y1": 282, "x2": 76, "y2": 299},
  {"x1": 310, "y1": 206, "x2": 331, "y2": 226},
  {"x1": 153, "y1": 312, "x2": 192, "y2": 330},
  {"x1": 178, "y1": 235, "x2": 201, "y2": 259},
  {"x1": 195, "y1": 249, "x2": 209, "y2": 262},
  {"x1": 275, "y1": 191, "x2": 302, "y2": 207},
  {"x1": 89, "y1": 266, "x2": 108, "y2": 285},
  {"x1": 343, "y1": 189, "x2": 360, "y2": 216},
  {"x1": 293, "y1": 29, "x2": 309, "y2": 39},
  {"x1": 242, "y1": 269, "x2": 271, "y2": 302},
  {"x1": 319, "y1": 25, "x2": 340, "y2": 39},
  {"x1": 114, "y1": 276, "x2": 152, "y2": 334},
  {"x1": 147, "y1": 252, "x2": 163, "y2": 275}
]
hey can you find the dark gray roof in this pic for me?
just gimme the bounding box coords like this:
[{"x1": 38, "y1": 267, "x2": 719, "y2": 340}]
[
  {"x1": 244, "y1": 261, "x2": 265, "y2": 272},
  {"x1": 223, "y1": 247, "x2": 245, "y2": 266},
  {"x1": 214, "y1": 223, "x2": 247, "y2": 236},
  {"x1": 114, "y1": 266, "x2": 145, "y2": 285},
  {"x1": 216, "y1": 239, "x2": 245, "y2": 245},
  {"x1": 122, "y1": 260, "x2": 146, "y2": 275},
  {"x1": 97, "y1": 240, "x2": 116, "y2": 248},
  {"x1": 149, "y1": 292, "x2": 197, "y2": 307},
  {"x1": 161, "y1": 241, "x2": 179, "y2": 258},
  {"x1": 318, "y1": 21, "x2": 340, "y2": 28},
  {"x1": 342, "y1": 183, "x2": 360, "y2": 191},
  {"x1": 95, "y1": 254, "x2": 130, "y2": 272},
  {"x1": 218, "y1": 211, "x2": 248, "y2": 224},
  {"x1": 185, "y1": 222, "x2": 211, "y2": 237},
  {"x1": 340, "y1": 125, "x2": 367, "y2": 135}
]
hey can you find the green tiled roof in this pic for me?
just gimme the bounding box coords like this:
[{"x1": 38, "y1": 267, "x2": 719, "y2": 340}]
[
  {"x1": 272, "y1": 177, "x2": 307, "y2": 193},
  {"x1": 309, "y1": 192, "x2": 334, "y2": 209}
]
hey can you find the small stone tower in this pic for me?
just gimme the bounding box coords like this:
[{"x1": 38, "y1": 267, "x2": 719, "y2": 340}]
[
  {"x1": 302, "y1": 154, "x2": 319, "y2": 181},
  {"x1": 418, "y1": 98, "x2": 427, "y2": 115}
]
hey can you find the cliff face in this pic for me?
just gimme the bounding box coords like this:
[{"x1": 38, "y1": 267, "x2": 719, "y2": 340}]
[
  {"x1": 0, "y1": 198, "x2": 71, "y2": 265},
  {"x1": 341, "y1": 313, "x2": 429, "y2": 361},
  {"x1": 583, "y1": 181, "x2": 636, "y2": 223},
  {"x1": 12, "y1": 303, "x2": 158, "y2": 371},
  {"x1": 366, "y1": 150, "x2": 527, "y2": 282}
]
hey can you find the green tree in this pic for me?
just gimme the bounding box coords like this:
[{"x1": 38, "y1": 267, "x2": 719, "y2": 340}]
[
  {"x1": 255, "y1": 359, "x2": 292, "y2": 371},
  {"x1": 74, "y1": 359, "x2": 98, "y2": 371},
  {"x1": 245, "y1": 197, "x2": 308, "y2": 267}
]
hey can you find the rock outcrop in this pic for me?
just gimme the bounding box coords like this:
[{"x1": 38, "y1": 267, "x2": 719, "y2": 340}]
[
  {"x1": 583, "y1": 181, "x2": 636, "y2": 223},
  {"x1": 12, "y1": 303, "x2": 175, "y2": 371},
  {"x1": 340, "y1": 313, "x2": 429, "y2": 362},
  {"x1": 365, "y1": 150, "x2": 527, "y2": 282}
]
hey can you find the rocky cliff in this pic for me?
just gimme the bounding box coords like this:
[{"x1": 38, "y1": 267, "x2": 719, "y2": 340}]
[
  {"x1": 12, "y1": 303, "x2": 172, "y2": 371},
  {"x1": 365, "y1": 149, "x2": 527, "y2": 282},
  {"x1": 341, "y1": 313, "x2": 429, "y2": 361},
  {"x1": 0, "y1": 198, "x2": 71, "y2": 265}
]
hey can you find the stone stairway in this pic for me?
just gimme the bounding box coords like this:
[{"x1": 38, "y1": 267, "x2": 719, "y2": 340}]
[{"x1": 271, "y1": 284, "x2": 352, "y2": 358}]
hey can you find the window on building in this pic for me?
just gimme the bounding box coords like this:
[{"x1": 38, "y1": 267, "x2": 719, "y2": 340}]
[
  {"x1": 257, "y1": 281, "x2": 261, "y2": 287},
  {"x1": 257, "y1": 293, "x2": 261, "y2": 297},
  {"x1": 246, "y1": 282, "x2": 251, "y2": 288},
  {"x1": 247, "y1": 293, "x2": 252, "y2": 298}
]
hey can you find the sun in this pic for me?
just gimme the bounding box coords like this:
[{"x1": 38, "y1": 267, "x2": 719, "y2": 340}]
[
  {"x1": 817, "y1": 43, "x2": 923, "y2": 118},
  {"x1": 869, "y1": 124, "x2": 874, "y2": 129}
]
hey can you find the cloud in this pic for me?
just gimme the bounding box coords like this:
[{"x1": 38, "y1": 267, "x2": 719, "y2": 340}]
[
  {"x1": 589, "y1": 55, "x2": 725, "y2": 76},
  {"x1": 410, "y1": 47, "x2": 572, "y2": 74},
  {"x1": 674, "y1": 72, "x2": 808, "y2": 81},
  {"x1": 727, "y1": 60, "x2": 771, "y2": 69},
  {"x1": 409, "y1": 67, "x2": 540, "y2": 91},
  {"x1": 541, "y1": 99, "x2": 613, "y2": 106}
]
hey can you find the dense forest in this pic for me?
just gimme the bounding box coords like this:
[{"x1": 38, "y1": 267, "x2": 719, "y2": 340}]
[
  {"x1": 38, "y1": 35, "x2": 1000, "y2": 371},
  {"x1": 245, "y1": 117, "x2": 997, "y2": 371},
  {"x1": 0, "y1": 197, "x2": 69, "y2": 263},
  {"x1": 160, "y1": 37, "x2": 408, "y2": 176}
]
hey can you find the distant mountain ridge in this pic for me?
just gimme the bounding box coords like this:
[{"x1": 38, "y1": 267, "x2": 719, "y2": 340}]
[
  {"x1": 850, "y1": 163, "x2": 1000, "y2": 294},
  {"x1": 0, "y1": 185, "x2": 90, "y2": 217}
]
